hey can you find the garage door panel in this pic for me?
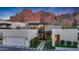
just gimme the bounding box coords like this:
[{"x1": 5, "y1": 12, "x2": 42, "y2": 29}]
[{"x1": 5, "y1": 38, "x2": 26, "y2": 46}]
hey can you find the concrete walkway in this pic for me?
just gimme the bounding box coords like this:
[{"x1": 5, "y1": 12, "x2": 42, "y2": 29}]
[
  {"x1": 37, "y1": 41, "x2": 46, "y2": 50},
  {"x1": 55, "y1": 47, "x2": 79, "y2": 51}
]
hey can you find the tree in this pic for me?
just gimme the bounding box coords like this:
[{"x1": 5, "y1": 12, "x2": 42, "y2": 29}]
[{"x1": 30, "y1": 37, "x2": 40, "y2": 48}]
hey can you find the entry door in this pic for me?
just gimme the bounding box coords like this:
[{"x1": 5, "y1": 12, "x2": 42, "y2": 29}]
[{"x1": 55, "y1": 34, "x2": 60, "y2": 45}]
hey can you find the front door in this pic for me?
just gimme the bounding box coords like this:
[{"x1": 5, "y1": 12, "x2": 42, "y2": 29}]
[{"x1": 55, "y1": 34, "x2": 60, "y2": 45}]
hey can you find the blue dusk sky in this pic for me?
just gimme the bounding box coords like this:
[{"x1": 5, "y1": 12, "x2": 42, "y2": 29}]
[{"x1": 0, "y1": 7, "x2": 79, "y2": 20}]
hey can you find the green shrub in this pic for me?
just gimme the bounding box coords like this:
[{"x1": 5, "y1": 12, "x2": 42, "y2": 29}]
[
  {"x1": 73, "y1": 41, "x2": 78, "y2": 48},
  {"x1": 52, "y1": 47, "x2": 55, "y2": 49},
  {"x1": 60, "y1": 40, "x2": 65, "y2": 46},
  {"x1": 45, "y1": 36, "x2": 52, "y2": 49},
  {"x1": 49, "y1": 37, "x2": 52, "y2": 47},
  {"x1": 30, "y1": 37, "x2": 40, "y2": 48},
  {"x1": 57, "y1": 40, "x2": 78, "y2": 48},
  {"x1": 48, "y1": 37, "x2": 52, "y2": 48},
  {"x1": 66, "y1": 41, "x2": 72, "y2": 47}
]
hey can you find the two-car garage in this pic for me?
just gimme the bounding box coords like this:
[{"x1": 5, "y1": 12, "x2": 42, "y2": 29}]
[{"x1": 0, "y1": 29, "x2": 38, "y2": 48}]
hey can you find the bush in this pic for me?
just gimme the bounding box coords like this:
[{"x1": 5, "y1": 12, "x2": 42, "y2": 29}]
[
  {"x1": 57, "y1": 40, "x2": 78, "y2": 48},
  {"x1": 60, "y1": 40, "x2": 65, "y2": 46},
  {"x1": 45, "y1": 36, "x2": 52, "y2": 49},
  {"x1": 48, "y1": 36, "x2": 52, "y2": 49},
  {"x1": 66, "y1": 41, "x2": 72, "y2": 47},
  {"x1": 52, "y1": 47, "x2": 55, "y2": 49},
  {"x1": 73, "y1": 41, "x2": 78, "y2": 48},
  {"x1": 30, "y1": 37, "x2": 40, "y2": 48}
]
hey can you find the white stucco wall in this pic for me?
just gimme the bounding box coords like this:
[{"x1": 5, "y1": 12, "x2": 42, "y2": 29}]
[
  {"x1": 45, "y1": 25, "x2": 62, "y2": 31},
  {"x1": 52, "y1": 29, "x2": 78, "y2": 41},
  {"x1": 0, "y1": 29, "x2": 38, "y2": 47},
  {"x1": 25, "y1": 29, "x2": 38, "y2": 47},
  {"x1": 52, "y1": 29, "x2": 78, "y2": 47}
]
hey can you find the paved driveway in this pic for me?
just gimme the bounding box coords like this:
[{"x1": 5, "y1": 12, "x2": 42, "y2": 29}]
[{"x1": 0, "y1": 45, "x2": 38, "y2": 51}]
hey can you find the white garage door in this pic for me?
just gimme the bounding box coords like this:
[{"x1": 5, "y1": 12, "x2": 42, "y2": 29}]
[{"x1": 5, "y1": 38, "x2": 26, "y2": 46}]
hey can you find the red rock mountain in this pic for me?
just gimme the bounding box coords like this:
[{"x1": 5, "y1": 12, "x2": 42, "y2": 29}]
[
  {"x1": 10, "y1": 10, "x2": 57, "y2": 24},
  {"x1": 10, "y1": 10, "x2": 79, "y2": 25}
]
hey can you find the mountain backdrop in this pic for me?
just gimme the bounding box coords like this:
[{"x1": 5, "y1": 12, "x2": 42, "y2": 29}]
[{"x1": 10, "y1": 10, "x2": 79, "y2": 26}]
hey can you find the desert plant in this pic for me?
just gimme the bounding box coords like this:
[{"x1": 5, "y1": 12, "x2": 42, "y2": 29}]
[
  {"x1": 30, "y1": 37, "x2": 40, "y2": 48},
  {"x1": 66, "y1": 41, "x2": 72, "y2": 47},
  {"x1": 60, "y1": 40, "x2": 65, "y2": 46},
  {"x1": 45, "y1": 36, "x2": 52, "y2": 50},
  {"x1": 73, "y1": 41, "x2": 78, "y2": 48},
  {"x1": 48, "y1": 36, "x2": 52, "y2": 49}
]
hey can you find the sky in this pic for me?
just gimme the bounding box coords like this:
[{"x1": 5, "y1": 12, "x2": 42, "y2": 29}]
[{"x1": 0, "y1": 7, "x2": 79, "y2": 20}]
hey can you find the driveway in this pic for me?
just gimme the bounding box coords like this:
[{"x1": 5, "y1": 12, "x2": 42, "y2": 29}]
[{"x1": 0, "y1": 45, "x2": 38, "y2": 51}]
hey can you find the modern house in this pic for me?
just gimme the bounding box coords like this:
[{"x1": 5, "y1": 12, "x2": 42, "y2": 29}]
[
  {"x1": 0, "y1": 20, "x2": 79, "y2": 50},
  {"x1": 0, "y1": 20, "x2": 38, "y2": 48}
]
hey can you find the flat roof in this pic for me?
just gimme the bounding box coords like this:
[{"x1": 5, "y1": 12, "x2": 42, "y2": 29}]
[
  {"x1": 28, "y1": 22, "x2": 48, "y2": 25},
  {"x1": 0, "y1": 23, "x2": 11, "y2": 26}
]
